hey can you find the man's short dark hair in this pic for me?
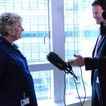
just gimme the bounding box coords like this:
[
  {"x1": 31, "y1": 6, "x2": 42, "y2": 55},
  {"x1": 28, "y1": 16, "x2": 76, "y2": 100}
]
[{"x1": 92, "y1": 0, "x2": 106, "y2": 10}]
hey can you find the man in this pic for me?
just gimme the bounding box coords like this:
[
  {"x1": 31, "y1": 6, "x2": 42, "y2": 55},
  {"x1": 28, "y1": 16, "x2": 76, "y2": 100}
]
[{"x1": 67, "y1": 0, "x2": 106, "y2": 106}]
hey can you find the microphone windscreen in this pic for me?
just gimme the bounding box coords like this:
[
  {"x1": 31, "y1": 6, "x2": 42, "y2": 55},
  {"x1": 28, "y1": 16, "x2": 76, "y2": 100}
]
[
  {"x1": 47, "y1": 52, "x2": 67, "y2": 70},
  {"x1": 102, "y1": 10, "x2": 106, "y2": 19}
]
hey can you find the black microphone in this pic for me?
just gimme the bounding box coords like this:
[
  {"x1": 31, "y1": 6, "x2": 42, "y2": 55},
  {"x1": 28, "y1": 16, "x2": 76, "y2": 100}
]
[
  {"x1": 47, "y1": 51, "x2": 68, "y2": 70},
  {"x1": 102, "y1": 10, "x2": 106, "y2": 19},
  {"x1": 47, "y1": 51, "x2": 78, "y2": 79}
]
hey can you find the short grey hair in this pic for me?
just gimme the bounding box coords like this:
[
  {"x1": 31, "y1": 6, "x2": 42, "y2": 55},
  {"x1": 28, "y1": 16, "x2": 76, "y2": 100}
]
[{"x1": 0, "y1": 12, "x2": 22, "y2": 36}]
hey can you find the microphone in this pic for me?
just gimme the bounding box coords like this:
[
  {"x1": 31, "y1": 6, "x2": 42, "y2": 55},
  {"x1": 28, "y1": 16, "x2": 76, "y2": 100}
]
[
  {"x1": 47, "y1": 51, "x2": 78, "y2": 79},
  {"x1": 47, "y1": 51, "x2": 68, "y2": 70},
  {"x1": 102, "y1": 10, "x2": 106, "y2": 19}
]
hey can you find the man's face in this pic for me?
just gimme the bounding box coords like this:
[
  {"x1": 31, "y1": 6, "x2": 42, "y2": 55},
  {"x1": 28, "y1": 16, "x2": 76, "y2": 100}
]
[{"x1": 92, "y1": 5, "x2": 105, "y2": 24}]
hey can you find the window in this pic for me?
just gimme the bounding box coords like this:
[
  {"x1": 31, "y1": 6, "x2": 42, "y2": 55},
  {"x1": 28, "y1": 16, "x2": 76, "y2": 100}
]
[
  {"x1": 0, "y1": 0, "x2": 51, "y2": 101},
  {"x1": 64, "y1": 0, "x2": 99, "y2": 104}
]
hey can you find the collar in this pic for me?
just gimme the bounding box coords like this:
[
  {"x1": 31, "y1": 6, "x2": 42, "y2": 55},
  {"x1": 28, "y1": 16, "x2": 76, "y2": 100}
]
[{"x1": 0, "y1": 37, "x2": 18, "y2": 48}]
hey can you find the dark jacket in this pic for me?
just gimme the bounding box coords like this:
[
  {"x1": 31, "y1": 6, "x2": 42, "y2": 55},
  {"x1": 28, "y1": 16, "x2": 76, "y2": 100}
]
[
  {"x1": 85, "y1": 35, "x2": 106, "y2": 100},
  {"x1": 0, "y1": 37, "x2": 38, "y2": 106}
]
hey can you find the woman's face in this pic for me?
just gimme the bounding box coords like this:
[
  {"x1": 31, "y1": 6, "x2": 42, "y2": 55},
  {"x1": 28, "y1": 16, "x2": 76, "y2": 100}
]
[{"x1": 13, "y1": 21, "x2": 24, "y2": 40}]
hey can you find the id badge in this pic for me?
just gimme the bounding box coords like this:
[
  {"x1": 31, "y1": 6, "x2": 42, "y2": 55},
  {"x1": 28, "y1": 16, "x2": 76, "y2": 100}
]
[{"x1": 20, "y1": 97, "x2": 30, "y2": 106}]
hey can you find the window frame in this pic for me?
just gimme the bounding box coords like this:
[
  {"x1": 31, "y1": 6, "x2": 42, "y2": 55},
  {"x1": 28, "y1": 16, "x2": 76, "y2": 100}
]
[{"x1": 29, "y1": 0, "x2": 66, "y2": 103}]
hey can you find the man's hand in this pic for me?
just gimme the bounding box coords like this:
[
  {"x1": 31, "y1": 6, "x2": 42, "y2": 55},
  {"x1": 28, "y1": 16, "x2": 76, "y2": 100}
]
[{"x1": 67, "y1": 54, "x2": 85, "y2": 67}]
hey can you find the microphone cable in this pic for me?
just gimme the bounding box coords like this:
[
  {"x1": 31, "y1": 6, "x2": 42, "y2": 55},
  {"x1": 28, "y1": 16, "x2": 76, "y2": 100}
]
[
  {"x1": 80, "y1": 67, "x2": 86, "y2": 106},
  {"x1": 46, "y1": 51, "x2": 86, "y2": 105},
  {"x1": 73, "y1": 67, "x2": 86, "y2": 106},
  {"x1": 63, "y1": 73, "x2": 66, "y2": 106},
  {"x1": 63, "y1": 67, "x2": 86, "y2": 106}
]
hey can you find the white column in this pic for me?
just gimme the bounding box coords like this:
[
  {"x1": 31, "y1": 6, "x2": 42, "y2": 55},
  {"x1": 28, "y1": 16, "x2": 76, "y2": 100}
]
[{"x1": 49, "y1": 0, "x2": 65, "y2": 103}]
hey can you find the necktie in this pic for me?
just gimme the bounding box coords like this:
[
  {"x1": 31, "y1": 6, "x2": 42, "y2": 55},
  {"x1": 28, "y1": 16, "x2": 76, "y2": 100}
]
[{"x1": 94, "y1": 35, "x2": 102, "y2": 57}]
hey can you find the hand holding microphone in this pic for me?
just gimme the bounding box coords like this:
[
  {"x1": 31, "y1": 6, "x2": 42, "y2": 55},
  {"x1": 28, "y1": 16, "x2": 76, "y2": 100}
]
[{"x1": 47, "y1": 52, "x2": 78, "y2": 79}]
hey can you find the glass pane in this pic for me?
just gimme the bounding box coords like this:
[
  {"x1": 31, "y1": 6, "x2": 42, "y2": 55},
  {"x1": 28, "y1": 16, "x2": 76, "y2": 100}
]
[
  {"x1": 64, "y1": 0, "x2": 96, "y2": 100},
  {"x1": 31, "y1": 71, "x2": 51, "y2": 100},
  {"x1": 0, "y1": 0, "x2": 49, "y2": 62}
]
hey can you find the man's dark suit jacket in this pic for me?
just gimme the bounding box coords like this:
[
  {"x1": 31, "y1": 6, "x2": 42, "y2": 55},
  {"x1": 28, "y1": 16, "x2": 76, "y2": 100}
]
[
  {"x1": 0, "y1": 37, "x2": 38, "y2": 106},
  {"x1": 85, "y1": 34, "x2": 106, "y2": 104}
]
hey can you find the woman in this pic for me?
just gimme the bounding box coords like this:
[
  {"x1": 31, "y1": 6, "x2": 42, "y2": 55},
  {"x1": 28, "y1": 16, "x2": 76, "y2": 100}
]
[{"x1": 0, "y1": 12, "x2": 38, "y2": 106}]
